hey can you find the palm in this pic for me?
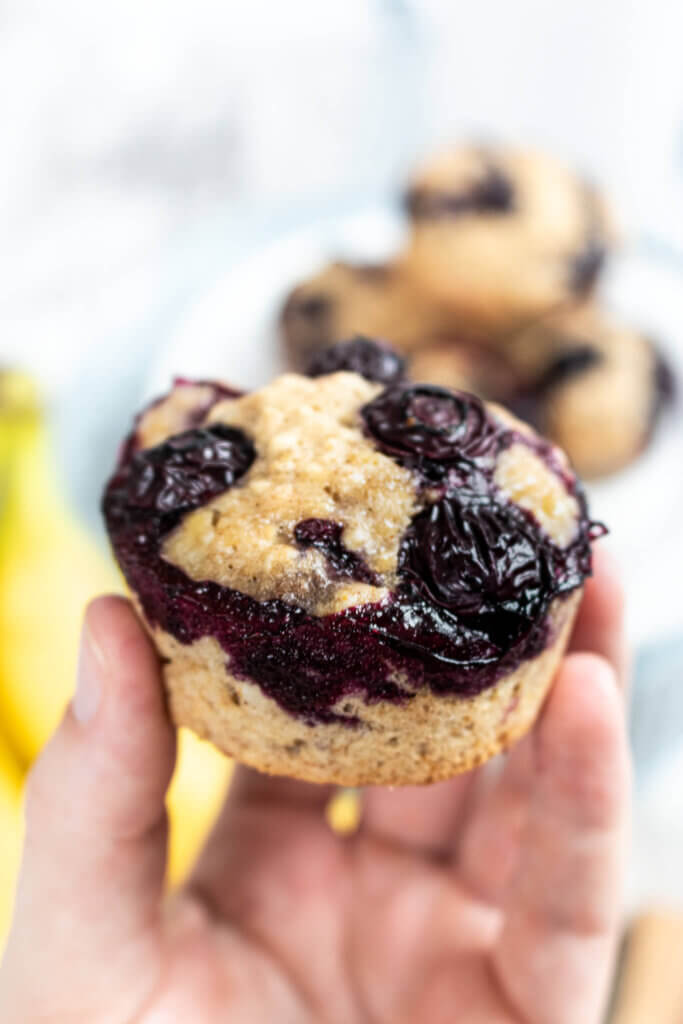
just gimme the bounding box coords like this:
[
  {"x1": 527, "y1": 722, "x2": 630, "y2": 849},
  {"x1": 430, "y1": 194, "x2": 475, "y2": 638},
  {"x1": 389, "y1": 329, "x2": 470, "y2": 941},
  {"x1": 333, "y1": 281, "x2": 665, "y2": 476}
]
[
  {"x1": 152, "y1": 621, "x2": 626, "y2": 1024},
  {"x1": 170, "y1": 774, "x2": 514, "y2": 1023}
]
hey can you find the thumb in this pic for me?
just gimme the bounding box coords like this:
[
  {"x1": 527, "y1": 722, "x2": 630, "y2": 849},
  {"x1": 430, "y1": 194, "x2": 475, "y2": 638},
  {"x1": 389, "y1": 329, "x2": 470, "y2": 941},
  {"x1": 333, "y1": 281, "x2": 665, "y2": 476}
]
[{"x1": 1, "y1": 596, "x2": 176, "y2": 1020}]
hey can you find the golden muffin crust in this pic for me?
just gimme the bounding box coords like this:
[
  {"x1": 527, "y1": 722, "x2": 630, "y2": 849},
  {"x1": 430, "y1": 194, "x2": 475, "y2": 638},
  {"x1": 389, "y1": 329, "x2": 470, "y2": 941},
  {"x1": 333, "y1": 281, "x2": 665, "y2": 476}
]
[
  {"x1": 280, "y1": 260, "x2": 456, "y2": 368},
  {"x1": 402, "y1": 144, "x2": 614, "y2": 329},
  {"x1": 164, "y1": 373, "x2": 418, "y2": 615}
]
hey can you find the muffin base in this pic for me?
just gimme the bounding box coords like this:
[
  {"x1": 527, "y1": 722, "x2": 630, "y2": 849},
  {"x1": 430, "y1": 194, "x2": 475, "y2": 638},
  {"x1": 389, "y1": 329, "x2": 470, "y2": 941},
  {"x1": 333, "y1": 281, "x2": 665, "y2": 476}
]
[{"x1": 143, "y1": 591, "x2": 581, "y2": 786}]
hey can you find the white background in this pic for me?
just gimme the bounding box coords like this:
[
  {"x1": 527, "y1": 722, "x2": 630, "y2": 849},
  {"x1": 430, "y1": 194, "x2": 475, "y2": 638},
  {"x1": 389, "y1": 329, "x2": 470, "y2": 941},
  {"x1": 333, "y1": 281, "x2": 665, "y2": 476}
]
[{"x1": 2, "y1": 0, "x2": 682, "y2": 395}]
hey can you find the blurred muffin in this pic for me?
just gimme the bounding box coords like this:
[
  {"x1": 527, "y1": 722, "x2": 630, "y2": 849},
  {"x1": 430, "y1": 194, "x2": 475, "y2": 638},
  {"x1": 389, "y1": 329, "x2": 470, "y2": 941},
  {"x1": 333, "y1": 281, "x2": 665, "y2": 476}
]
[
  {"x1": 402, "y1": 144, "x2": 614, "y2": 329},
  {"x1": 280, "y1": 260, "x2": 455, "y2": 369},
  {"x1": 408, "y1": 336, "x2": 521, "y2": 401},
  {"x1": 393, "y1": 306, "x2": 672, "y2": 480},
  {"x1": 511, "y1": 308, "x2": 673, "y2": 479}
]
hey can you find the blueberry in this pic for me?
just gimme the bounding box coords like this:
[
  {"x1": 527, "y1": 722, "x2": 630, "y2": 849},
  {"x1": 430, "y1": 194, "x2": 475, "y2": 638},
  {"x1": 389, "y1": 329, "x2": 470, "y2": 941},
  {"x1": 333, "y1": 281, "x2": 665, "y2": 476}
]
[
  {"x1": 118, "y1": 379, "x2": 242, "y2": 466},
  {"x1": 362, "y1": 383, "x2": 507, "y2": 476},
  {"x1": 537, "y1": 346, "x2": 604, "y2": 393},
  {"x1": 294, "y1": 518, "x2": 381, "y2": 586},
  {"x1": 569, "y1": 239, "x2": 606, "y2": 293},
  {"x1": 404, "y1": 166, "x2": 515, "y2": 218},
  {"x1": 305, "y1": 336, "x2": 406, "y2": 385},
  {"x1": 399, "y1": 492, "x2": 551, "y2": 615},
  {"x1": 398, "y1": 487, "x2": 594, "y2": 651},
  {"x1": 106, "y1": 424, "x2": 255, "y2": 531}
]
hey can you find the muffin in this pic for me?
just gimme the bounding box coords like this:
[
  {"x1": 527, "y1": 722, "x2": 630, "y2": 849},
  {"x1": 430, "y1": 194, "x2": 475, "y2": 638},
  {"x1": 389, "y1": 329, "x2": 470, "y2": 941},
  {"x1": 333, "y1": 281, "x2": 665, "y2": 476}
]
[
  {"x1": 103, "y1": 338, "x2": 602, "y2": 786},
  {"x1": 396, "y1": 306, "x2": 673, "y2": 480},
  {"x1": 402, "y1": 144, "x2": 614, "y2": 330},
  {"x1": 280, "y1": 259, "x2": 456, "y2": 370},
  {"x1": 408, "y1": 336, "x2": 521, "y2": 402},
  {"x1": 504, "y1": 307, "x2": 673, "y2": 479}
]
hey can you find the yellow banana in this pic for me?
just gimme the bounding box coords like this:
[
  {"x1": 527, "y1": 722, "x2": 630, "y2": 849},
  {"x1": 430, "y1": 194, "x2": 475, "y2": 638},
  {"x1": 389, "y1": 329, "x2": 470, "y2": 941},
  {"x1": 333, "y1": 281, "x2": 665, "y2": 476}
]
[
  {"x1": 166, "y1": 728, "x2": 233, "y2": 885},
  {"x1": 326, "y1": 788, "x2": 361, "y2": 835},
  {"x1": 0, "y1": 372, "x2": 122, "y2": 764},
  {"x1": 0, "y1": 728, "x2": 24, "y2": 955}
]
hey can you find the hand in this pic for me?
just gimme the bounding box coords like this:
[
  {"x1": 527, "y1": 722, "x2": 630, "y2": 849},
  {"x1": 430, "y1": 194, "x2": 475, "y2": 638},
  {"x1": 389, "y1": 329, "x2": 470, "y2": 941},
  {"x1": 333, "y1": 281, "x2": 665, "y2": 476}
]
[{"x1": 0, "y1": 547, "x2": 629, "y2": 1024}]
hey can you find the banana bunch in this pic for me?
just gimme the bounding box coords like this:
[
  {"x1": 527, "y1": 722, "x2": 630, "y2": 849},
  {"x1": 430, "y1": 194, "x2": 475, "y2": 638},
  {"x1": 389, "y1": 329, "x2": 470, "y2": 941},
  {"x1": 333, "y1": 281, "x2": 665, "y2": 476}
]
[{"x1": 0, "y1": 372, "x2": 233, "y2": 953}]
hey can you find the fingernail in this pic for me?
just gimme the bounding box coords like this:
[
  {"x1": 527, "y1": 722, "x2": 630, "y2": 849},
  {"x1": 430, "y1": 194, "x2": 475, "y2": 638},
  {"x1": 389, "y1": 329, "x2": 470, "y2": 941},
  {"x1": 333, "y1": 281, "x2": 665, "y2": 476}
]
[{"x1": 73, "y1": 619, "x2": 106, "y2": 724}]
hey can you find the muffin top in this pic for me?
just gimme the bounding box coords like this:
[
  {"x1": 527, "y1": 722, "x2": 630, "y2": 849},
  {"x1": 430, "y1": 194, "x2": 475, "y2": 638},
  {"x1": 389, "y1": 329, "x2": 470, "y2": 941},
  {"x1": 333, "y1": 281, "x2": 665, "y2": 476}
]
[
  {"x1": 280, "y1": 260, "x2": 452, "y2": 367},
  {"x1": 103, "y1": 339, "x2": 601, "y2": 722},
  {"x1": 404, "y1": 145, "x2": 610, "y2": 260},
  {"x1": 402, "y1": 144, "x2": 614, "y2": 320}
]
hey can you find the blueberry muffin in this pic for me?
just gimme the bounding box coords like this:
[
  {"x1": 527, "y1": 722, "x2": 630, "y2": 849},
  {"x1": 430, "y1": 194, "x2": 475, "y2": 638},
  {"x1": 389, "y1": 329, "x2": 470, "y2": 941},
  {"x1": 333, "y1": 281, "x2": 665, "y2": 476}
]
[
  {"x1": 506, "y1": 308, "x2": 674, "y2": 479},
  {"x1": 280, "y1": 260, "x2": 456, "y2": 370},
  {"x1": 399, "y1": 306, "x2": 673, "y2": 480},
  {"x1": 103, "y1": 339, "x2": 601, "y2": 785},
  {"x1": 408, "y1": 336, "x2": 521, "y2": 402},
  {"x1": 402, "y1": 144, "x2": 614, "y2": 329}
]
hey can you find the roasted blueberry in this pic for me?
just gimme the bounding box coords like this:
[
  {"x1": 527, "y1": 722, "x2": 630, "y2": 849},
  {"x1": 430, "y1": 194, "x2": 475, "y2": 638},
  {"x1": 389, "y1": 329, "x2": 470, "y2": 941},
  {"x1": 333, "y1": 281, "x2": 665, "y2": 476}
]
[
  {"x1": 399, "y1": 494, "x2": 549, "y2": 615},
  {"x1": 404, "y1": 166, "x2": 515, "y2": 219},
  {"x1": 118, "y1": 379, "x2": 243, "y2": 466},
  {"x1": 283, "y1": 292, "x2": 331, "y2": 322},
  {"x1": 537, "y1": 345, "x2": 604, "y2": 392},
  {"x1": 654, "y1": 348, "x2": 676, "y2": 405},
  {"x1": 362, "y1": 384, "x2": 507, "y2": 477},
  {"x1": 305, "y1": 336, "x2": 406, "y2": 385},
  {"x1": 397, "y1": 487, "x2": 594, "y2": 652},
  {"x1": 569, "y1": 239, "x2": 606, "y2": 293},
  {"x1": 106, "y1": 425, "x2": 255, "y2": 530},
  {"x1": 294, "y1": 518, "x2": 381, "y2": 586}
]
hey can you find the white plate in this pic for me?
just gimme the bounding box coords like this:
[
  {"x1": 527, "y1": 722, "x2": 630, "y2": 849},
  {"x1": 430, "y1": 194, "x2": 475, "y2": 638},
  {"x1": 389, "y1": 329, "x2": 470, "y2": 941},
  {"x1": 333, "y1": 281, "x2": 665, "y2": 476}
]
[{"x1": 147, "y1": 205, "x2": 683, "y2": 649}]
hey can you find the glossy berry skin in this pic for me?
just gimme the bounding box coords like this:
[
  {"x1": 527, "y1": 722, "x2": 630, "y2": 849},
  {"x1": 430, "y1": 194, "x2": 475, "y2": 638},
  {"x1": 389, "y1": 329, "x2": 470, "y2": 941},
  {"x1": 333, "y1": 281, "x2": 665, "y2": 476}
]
[
  {"x1": 361, "y1": 383, "x2": 507, "y2": 479},
  {"x1": 399, "y1": 489, "x2": 592, "y2": 654},
  {"x1": 294, "y1": 519, "x2": 381, "y2": 586},
  {"x1": 306, "y1": 336, "x2": 406, "y2": 385},
  {"x1": 117, "y1": 379, "x2": 242, "y2": 466},
  {"x1": 110, "y1": 425, "x2": 256, "y2": 530}
]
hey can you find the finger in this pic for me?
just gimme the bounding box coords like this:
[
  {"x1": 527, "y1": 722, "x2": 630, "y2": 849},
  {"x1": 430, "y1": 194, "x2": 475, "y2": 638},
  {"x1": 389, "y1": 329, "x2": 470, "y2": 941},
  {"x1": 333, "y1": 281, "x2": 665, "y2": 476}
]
[
  {"x1": 360, "y1": 775, "x2": 477, "y2": 859},
  {"x1": 457, "y1": 546, "x2": 627, "y2": 906},
  {"x1": 455, "y1": 734, "x2": 534, "y2": 904},
  {"x1": 1, "y1": 597, "x2": 175, "y2": 1018},
  {"x1": 188, "y1": 767, "x2": 357, "y2": 1022},
  {"x1": 569, "y1": 544, "x2": 628, "y2": 689},
  {"x1": 493, "y1": 652, "x2": 630, "y2": 1024}
]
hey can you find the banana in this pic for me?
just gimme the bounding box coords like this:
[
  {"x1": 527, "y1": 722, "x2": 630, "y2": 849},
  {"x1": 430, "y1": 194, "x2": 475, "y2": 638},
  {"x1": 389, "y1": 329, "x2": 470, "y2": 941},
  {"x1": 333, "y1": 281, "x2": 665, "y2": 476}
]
[
  {"x1": 326, "y1": 788, "x2": 361, "y2": 835},
  {"x1": 166, "y1": 728, "x2": 233, "y2": 885},
  {"x1": 0, "y1": 372, "x2": 122, "y2": 764},
  {"x1": 0, "y1": 725, "x2": 22, "y2": 802},
  {"x1": 0, "y1": 728, "x2": 24, "y2": 955}
]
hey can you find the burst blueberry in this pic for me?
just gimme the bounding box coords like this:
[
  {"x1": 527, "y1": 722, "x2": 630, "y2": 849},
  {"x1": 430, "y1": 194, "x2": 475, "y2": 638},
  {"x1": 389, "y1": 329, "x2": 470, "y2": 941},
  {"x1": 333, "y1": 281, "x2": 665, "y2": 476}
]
[{"x1": 306, "y1": 336, "x2": 406, "y2": 385}]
